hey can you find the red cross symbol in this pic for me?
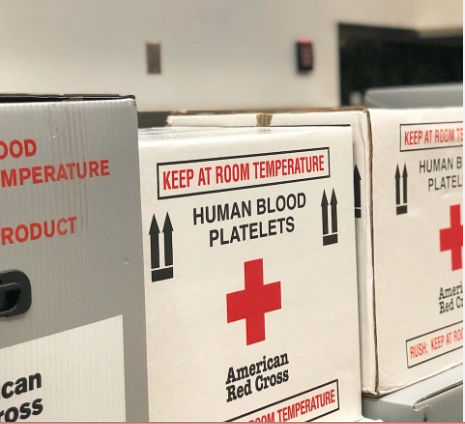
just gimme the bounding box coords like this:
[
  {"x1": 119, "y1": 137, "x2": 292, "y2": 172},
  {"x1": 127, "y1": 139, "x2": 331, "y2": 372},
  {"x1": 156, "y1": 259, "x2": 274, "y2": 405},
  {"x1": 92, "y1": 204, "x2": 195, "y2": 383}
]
[
  {"x1": 227, "y1": 259, "x2": 281, "y2": 345},
  {"x1": 440, "y1": 204, "x2": 463, "y2": 271}
]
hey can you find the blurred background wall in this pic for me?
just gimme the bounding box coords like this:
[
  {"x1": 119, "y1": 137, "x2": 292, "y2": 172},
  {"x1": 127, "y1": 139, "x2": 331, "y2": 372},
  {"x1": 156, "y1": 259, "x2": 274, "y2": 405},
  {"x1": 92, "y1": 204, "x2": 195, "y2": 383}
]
[{"x1": 0, "y1": 0, "x2": 462, "y2": 111}]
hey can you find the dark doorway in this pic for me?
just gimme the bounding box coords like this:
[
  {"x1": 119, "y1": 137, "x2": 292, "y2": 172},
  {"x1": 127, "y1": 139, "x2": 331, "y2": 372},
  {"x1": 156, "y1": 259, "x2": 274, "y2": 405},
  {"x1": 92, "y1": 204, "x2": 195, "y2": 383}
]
[{"x1": 339, "y1": 24, "x2": 463, "y2": 106}]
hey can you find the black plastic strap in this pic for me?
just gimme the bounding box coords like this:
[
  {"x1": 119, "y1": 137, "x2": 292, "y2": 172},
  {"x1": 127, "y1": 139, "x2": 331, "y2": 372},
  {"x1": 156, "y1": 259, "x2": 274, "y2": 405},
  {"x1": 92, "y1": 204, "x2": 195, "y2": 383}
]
[{"x1": 0, "y1": 270, "x2": 32, "y2": 318}]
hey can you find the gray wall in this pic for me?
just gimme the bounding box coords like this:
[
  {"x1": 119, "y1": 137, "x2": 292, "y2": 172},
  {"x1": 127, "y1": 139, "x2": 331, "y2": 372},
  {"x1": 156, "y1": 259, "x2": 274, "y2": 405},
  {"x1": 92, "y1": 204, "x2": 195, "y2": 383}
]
[{"x1": 0, "y1": 0, "x2": 462, "y2": 111}]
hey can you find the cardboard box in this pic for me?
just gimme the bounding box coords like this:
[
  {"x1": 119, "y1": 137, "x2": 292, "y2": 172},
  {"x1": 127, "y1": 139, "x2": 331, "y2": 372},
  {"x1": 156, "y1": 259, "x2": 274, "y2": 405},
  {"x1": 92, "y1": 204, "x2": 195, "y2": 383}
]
[
  {"x1": 168, "y1": 107, "x2": 464, "y2": 395},
  {"x1": 0, "y1": 95, "x2": 149, "y2": 422},
  {"x1": 139, "y1": 126, "x2": 362, "y2": 421}
]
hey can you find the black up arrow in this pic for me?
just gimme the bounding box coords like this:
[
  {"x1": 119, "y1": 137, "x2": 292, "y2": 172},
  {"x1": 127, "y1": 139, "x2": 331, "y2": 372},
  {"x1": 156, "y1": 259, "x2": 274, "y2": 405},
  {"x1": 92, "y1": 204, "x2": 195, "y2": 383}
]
[
  {"x1": 331, "y1": 190, "x2": 338, "y2": 233},
  {"x1": 354, "y1": 165, "x2": 362, "y2": 218},
  {"x1": 396, "y1": 164, "x2": 408, "y2": 215},
  {"x1": 402, "y1": 164, "x2": 408, "y2": 205},
  {"x1": 321, "y1": 191, "x2": 329, "y2": 235},
  {"x1": 150, "y1": 215, "x2": 160, "y2": 270},
  {"x1": 322, "y1": 189, "x2": 338, "y2": 246},
  {"x1": 150, "y1": 213, "x2": 174, "y2": 282},
  {"x1": 163, "y1": 213, "x2": 173, "y2": 267}
]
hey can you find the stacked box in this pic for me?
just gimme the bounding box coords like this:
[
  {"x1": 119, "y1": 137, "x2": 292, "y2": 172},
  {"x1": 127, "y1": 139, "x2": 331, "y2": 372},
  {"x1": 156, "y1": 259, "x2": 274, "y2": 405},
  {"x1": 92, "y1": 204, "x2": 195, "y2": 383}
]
[
  {"x1": 139, "y1": 126, "x2": 362, "y2": 421},
  {"x1": 0, "y1": 95, "x2": 149, "y2": 422},
  {"x1": 169, "y1": 107, "x2": 464, "y2": 395}
]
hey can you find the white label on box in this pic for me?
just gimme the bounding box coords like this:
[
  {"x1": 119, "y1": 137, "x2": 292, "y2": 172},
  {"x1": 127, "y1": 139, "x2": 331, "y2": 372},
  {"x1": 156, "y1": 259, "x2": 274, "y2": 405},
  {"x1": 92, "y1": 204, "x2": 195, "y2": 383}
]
[
  {"x1": 400, "y1": 122, "x2": 463, "y2": 152},
  {"x1": 0, "y1": 316, "x2": 126, "y2": 422},
  {"x1": 228, "y1": 380, "x2": 339, "y2": 422},
  {"x1": 158, "y1": 148, "x2": 330, "y2": 199},
  {"x1": 406, "y1": 321, "x2": 463, "y2": 368}
]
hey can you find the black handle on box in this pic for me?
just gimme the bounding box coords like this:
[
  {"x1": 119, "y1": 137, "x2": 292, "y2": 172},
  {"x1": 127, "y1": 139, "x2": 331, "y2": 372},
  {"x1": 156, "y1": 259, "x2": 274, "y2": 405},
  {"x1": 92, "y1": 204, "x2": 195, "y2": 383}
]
[{"x1": 0, "y1": 270, "x2": 32, "y2": 318}]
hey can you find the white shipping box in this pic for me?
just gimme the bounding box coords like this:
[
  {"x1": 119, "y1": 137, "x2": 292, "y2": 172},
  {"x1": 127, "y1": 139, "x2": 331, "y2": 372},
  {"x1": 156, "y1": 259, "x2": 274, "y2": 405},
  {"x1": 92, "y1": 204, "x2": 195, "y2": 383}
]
[
  {"x1": 139, "y1": 126, "x2": 362, "y2": 421},
  {"x1": 0, "y1": 95, "x2": 149, "y2": 422},
  {"x1": 169, "y1": 107, "x2": 464, "y2": 395}
]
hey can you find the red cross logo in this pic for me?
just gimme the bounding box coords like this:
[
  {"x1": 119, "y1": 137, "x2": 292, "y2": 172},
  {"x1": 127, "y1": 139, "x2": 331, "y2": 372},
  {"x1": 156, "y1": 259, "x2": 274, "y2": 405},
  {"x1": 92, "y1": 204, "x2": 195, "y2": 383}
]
[
  {"x1": 440, "y1": 204, "x2": 463, "y2": 271},
  {"x1": 226, "y1": 259, "x2": 282, "y2": 345}
]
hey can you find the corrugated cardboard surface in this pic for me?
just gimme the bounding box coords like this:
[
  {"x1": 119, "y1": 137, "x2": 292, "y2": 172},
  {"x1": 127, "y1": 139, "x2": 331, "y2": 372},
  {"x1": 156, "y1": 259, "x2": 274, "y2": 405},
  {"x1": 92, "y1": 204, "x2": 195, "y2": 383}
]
[
  {"x1": 168, "y1": 111, "x2": 377, "y2": 393},
  {"x1": 0, "y1": 98, "x2": 149, "y2": 421},
  {"x1": 139, "y1": 127, "x2": 362, "y2": 421}
]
